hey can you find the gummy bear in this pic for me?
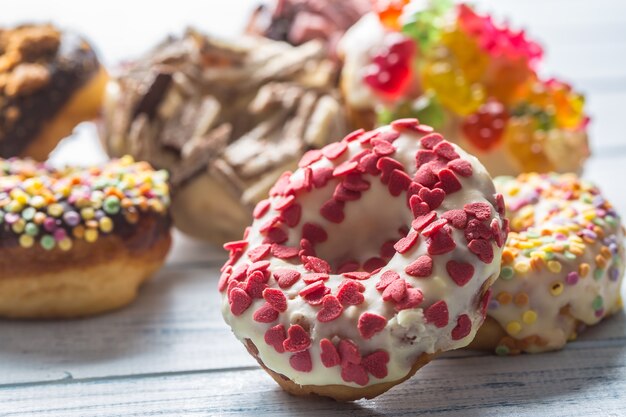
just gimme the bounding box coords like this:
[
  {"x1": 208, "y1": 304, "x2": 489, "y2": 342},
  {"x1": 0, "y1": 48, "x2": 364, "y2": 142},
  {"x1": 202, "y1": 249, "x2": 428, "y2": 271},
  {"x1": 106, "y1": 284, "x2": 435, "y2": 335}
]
[
  {"x1": 439, "y1": 28, "x2": 488, "y2": 84},
  {"x1": 545, "y1": 79, "x2": 586, "y2": 129},
  {"x1": 363, "y1": 33, "x2": 416, "y2": 100},
  {"x1": 373, "y1": 0, "x2": 410, "y2": 31},
  {"x1": 461, "y1": 99, "x2": 509, "y2": 151},
  {"x1": 421, "y1": 55, "x2": 485, "y2": 116},
  {"x1": 378, "y1": 92, "x2": 446, "y2": 129},
  {"x1": 503, "y1": 115, "x2": 553, "y2": 172},
  {"x1": 402, "y1": 0, "x2": 453, "y2": 53}
]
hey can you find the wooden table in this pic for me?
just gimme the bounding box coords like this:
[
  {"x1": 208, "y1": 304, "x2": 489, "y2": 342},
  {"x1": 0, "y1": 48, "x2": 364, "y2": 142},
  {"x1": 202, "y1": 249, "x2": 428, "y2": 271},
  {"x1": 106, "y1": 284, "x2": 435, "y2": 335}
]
[{"x1": 2, "y1": 0, "x2": 625, "y2": 415}]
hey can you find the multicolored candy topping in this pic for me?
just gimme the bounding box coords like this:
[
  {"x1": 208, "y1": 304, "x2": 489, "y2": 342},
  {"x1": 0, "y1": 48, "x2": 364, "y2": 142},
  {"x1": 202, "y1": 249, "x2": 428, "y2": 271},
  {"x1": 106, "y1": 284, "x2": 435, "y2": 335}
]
[
  {"x1": 490, "y1": 173, "x2": 624, "y2": 354},
  {"x1": 0, "y1": 156, "x2": 170, "y2": 251},
  {"x1": 342, "y1": 1, "x2": 589, "y2": 175}
]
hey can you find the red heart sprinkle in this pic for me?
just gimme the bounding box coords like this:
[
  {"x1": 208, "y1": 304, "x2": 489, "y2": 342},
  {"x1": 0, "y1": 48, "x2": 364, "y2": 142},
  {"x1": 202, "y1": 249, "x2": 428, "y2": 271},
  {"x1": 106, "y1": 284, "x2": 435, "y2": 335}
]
[
  {"x1": 416, "y1": 124, "x2": 434, "y2": 133},
  {"x1": 263, "y1": 288, "x2": 287, "y2": 312},
  {"x1": 468, "y1": 238, "x2": 494, "y2": 263},
  {"x1": 343, "y1": 128, "x2": 365, "y2": 142},
  {"x1": 270, "y1": 244, "x2": 299, "y2": 259},
  {"x1": 273, "y1": 269, "x2": 301, "y2": 288},
  {"x1": 320, "y1": 199, "x2": 345, "y2": 223},
  {"x1": 337, "y1": 280, "x2": 365, "y2": 306},
  {"x1": 303, "y1": 285, "x2": 330, "y2": 305},
  {"x1": 302, "y1": 273, "x2": 330, "y2": 284},
  {"x1": 491, "y1": 218, "x2": 505, "y2": 248},
  {"x1": 333, "y1": 160, "x2": 359, "y2": 177},
  {"x1": 464, "y1": 202, "x2": 492, "y2": 221},
  {"x1": 281, "y1": 204, "x2": 302, "y2": 227},
  {"x1": 273, "y1": 194, "x2": 295, "y2": 211},
  {"x1": 312, "y1": 167, "x2": 334, "y2": 188},
  {"x1": 382, "y1": 278, "x2": 407, "y2": 302},
  {"x1": 412, "y1": 211, "x2": 437, "y2": 231},
  {"x1": 363, "y1": 257, "x2": 386, "y2": 273},
  {"x1": 388, "y1": 169, "x2": 412, "y2": 196},
  {"x1": 248, "y1": 260, "x2": 271, "y2": 274},
  {"x1": 441, "y1": 209, "x2": 468, "y2": 229},
  {"x1": 317, "y1": 295, "x2": 344, "y2": 322},
  {"x1": 424, "y1": 300, "x2": 449, "y2": 327},
  {"x1": 247, "y1": 244, "x2": 271, "y2": 262},
  {"x1": 343, "y1": 173, "x2": 371, "y2": 192},
  {"x1": 394, "y1": 287, "x2": 424, "y2": 311},
  {"x1": 342, "y1": 271, "x2": 371, "y2": 280},
  {"x1": 464, "y1": 219, "x2": 493, "y2": 241},
  {"x1": 495, "y1": 193, "x2": 506, "y2": 216},
  {"x1": 451, "y1": 314, "x2": 472, "y2": 340},
  {"x1": 283, "y1": 324, "x2": 311, "y2": 352},
  {"x1": 394, "y1": 231, "x2": 419, "y2": 254},
  {"x1": 320, "y1": 339, "x2": 341, "y2": 368},
  {"x1": 322, "y1": 141, "x2": 348, "y2": 160},
  {"x1": 252, "y1": 303, "x2": 279, "y2": 323},
  {"x1": 422, "y1": 218, "x2": 449, "y2": 237},
  {"x1": 263, "y1": 227, "x2": 288, "y2": 244},
  {"x1": 362, "y1": 351, "x2": 390, "y2": 379},
  {"x1": 409, "y1": 195, "x2": 430, "y2": 217},
  {"x1": 379, "y1": 130, "x2": 401, "y2": 142},
  {"x1": 358, "y1": 153, "x2": 381, "y2": 175},
  {"x1": 405, "y1": 255, "x2": 433, "y2": 277},
  {"x1": 358, "y1": 312, "x2": 387, "y2": 339},
  {"x1": 377, "y1": 157, "x2": 405, "y2": 184},
  {"x1": 298, "y1": 280, "x2": 326, "y2": 297},
  {"x1": 372, "y1": 139, "x2": 396, "y2": 156},
  {"x1": 264, "y1": 324, "x2": 286, "y2": 353},
  {"x1": 230, "y1": 263, "x2": 248, "y2": 282},
  {"x1": 419, "y1": 187, "x2": 445, "y2": 210},
  {"x1": 269, "y1": 172, "x2": 291, "y2": 196},
  {"x1": 299, "y1": 238, "x2": 316, "y2": 257},
  {"x1": 413, "y1": 164, "x2": 438, "y2": 188},
  {"x1": 376, "y1": 270, "x2": 400, "y2": 291},
  {"x1": 333, "y1": 183, "x2": 361, "y2": 202},
  {"x1": 259, "y1": 216, "x2": 281, "y2": 233},
  {"x1": 446, "y1": 260, "x2": 475, "y2": 286},
  {"x1": 244, "y1": 271, "x2": 267, "y2": 298},
  {"x1": 299, "y1": 149, "x2": 323, "y2": 168},
  {"x1": 303, "y1": 256, "x2": 331, "y2": 273},
  {"x1": 223, "y1": 239, "x2": 248, "y2": 252},
  {"x1": 290, "y1": 350, "x2": 313, "y2": 372},
  {"x1": 416, "y1": 149, "x2": 437, "y2": 167},
  {"x1": 419, "y1": 133, "x2": 444, "y2": 149},
  {"x1": 433, "y1": 141, "x2": 460, "y2": 160},
  {"x1": 391, "y1": 118, "x2": 419, "y2": 130},
  {"x1": 427, "y1": 225, "x2": 456, "y2": 255},
  {"x1": 338, "y1": 339, "x2": 361, "y2": 365},
  {"x1": 447, "y1": 158, "x2": 473, "y2": 177},
  {"x1": 438, "y1": 169, "x2": 462, "y2": 194},
  {"x1": 359, "y1": 130, "x2": 380, "y2": 144},
  {"x1": 229, "y1": 288, "x2": 252, "y2": 316},
  {"x1": 341, "y1": 362, "x2": 369, "y2": 386},
  {"x1": 302, "y1": 222, "x2": 327, "y2": 244}
]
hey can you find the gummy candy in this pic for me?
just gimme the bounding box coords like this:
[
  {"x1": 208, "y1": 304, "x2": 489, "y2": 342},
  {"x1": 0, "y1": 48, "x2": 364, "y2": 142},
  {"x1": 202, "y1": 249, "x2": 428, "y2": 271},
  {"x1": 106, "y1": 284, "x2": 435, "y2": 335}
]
[
  {"x1": 503, "y1": 115, "x2": 553, "y2": 172},
  {"x1": 439, "y1": 27, "x2": 488, "y2": 84},
  {"x1": 378, "y1": 92, "x2": 446, "y2": 129},
  {"x1": 461, "y1": 99, "x2": 509, "y2": 151},
  {"x1": 363, "y1": 33, "x2": 416, "y2": 100},
  {"x1": 402, "y1": 0, "x2": 453, "y2": 53},
  {"x1": 374, "y1": 0, "x2": 410, "y2": 31}
]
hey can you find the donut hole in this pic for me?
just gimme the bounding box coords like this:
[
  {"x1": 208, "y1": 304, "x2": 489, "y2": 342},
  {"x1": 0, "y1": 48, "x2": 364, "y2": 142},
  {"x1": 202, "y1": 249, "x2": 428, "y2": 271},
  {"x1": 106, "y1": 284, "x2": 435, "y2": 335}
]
[{"x1": 307, "y1": 179, "x2": 413, "y2": 273}]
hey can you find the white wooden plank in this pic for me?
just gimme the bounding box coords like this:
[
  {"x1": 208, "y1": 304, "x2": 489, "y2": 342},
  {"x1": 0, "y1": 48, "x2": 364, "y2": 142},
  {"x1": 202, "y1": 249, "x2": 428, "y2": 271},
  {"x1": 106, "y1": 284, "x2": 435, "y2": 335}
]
[{"x1": 1, "y1": 345, "x2": 625, "y2": 416}]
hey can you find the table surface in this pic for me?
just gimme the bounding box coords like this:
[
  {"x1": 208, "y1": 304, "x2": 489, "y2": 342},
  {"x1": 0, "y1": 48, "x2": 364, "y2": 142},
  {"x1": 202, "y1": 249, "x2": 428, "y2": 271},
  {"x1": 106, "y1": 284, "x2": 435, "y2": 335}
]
[{"x1": 2, "y1": 0, "x2": 626, "y2": 416}]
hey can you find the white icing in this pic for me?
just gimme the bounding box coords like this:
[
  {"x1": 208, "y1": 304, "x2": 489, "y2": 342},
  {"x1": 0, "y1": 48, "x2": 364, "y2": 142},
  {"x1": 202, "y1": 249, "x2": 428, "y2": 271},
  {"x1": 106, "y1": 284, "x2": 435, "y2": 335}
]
[{"x1": 221, "y1": 125, "x2": 505, "y2": 387}]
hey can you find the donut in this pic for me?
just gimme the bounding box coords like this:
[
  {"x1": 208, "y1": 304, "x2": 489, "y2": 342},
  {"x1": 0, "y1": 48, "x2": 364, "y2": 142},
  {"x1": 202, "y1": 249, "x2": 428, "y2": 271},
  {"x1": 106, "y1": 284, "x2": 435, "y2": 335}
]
[
  {"x1": 246, "y1": 0, "x2": 370, "y2": 60},
  {"x1": 470, "y1": 173, "x2": 625, "y2": 354},
  {"x1": 220, "y1": 120, "x2": 508, "y2": 400},
  {"x1": 338, "y1": 2, "x2": 589, "y2": 176},
  {"x1": 0, "y1": 156, "x2": 171, "y2": 319},
  {"x1": 0, "y1": 24, "x2": 108, "y2": 160},
  {"x1": 100, "y1": 29, "x2": 348, "y2": 244}
]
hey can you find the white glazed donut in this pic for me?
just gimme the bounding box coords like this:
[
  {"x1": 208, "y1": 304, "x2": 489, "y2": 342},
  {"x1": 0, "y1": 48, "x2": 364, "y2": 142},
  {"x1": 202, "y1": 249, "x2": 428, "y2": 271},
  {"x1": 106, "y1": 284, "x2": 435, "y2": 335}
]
[
  {"x1": 470, "y1": 173, "x2": 625, "y2": 354},
  {"x1": 219, "y1": 119, "x2": 508, "y2": 400}
]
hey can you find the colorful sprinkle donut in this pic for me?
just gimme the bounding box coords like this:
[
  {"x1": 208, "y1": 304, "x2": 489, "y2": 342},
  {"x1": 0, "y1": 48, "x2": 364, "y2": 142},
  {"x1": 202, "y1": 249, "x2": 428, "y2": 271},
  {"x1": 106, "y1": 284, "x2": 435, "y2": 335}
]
[
  {"x1": 470, "y1": 173, "x2": 625, "y2": 354},
  {"x1": 0, "y1": 156, "x2": 171, "y2": 318},
  {"x1": 220, "y1": 120, "x2": 508, "y2": 401}
]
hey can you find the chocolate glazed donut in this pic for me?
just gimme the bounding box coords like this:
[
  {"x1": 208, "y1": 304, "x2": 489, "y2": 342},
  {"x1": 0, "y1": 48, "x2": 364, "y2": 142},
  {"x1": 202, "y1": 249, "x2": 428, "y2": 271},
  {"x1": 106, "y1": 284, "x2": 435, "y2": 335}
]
[{"x1": 0, "y1": 24, "x2": 107, "y2": 160}]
